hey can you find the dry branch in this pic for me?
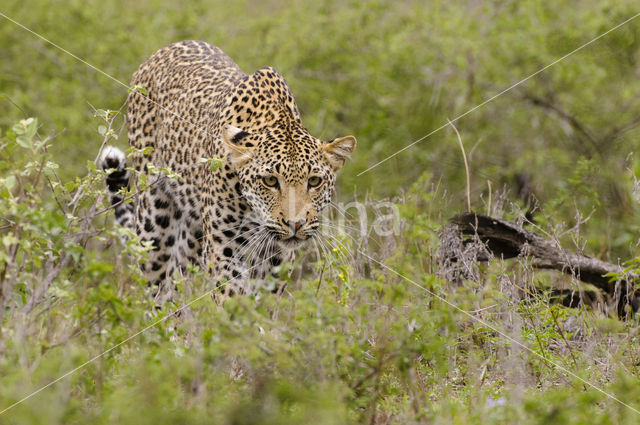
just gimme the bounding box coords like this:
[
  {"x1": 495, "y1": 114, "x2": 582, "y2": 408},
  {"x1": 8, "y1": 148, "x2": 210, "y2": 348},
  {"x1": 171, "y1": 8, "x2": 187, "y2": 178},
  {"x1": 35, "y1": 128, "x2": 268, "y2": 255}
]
[{"x1": 444, "y1": 212, "x2": 639, "y2": 317}]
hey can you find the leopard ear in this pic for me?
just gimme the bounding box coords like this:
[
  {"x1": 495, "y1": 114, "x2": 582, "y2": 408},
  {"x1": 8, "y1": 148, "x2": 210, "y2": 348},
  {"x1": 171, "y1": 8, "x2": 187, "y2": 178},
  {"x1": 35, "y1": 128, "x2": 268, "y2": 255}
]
[
  {"x1": 223, "y1": 125, "x2": 255, "y2": 168},
  {"x1": 322, "y1": 135, "x2": 357, "y2": 170}
]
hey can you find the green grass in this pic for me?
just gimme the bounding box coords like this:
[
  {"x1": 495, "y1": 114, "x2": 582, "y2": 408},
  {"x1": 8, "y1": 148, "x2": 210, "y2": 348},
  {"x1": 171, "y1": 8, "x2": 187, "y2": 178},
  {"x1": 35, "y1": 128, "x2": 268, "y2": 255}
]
[{"x1": 2, "y1": 0, "x2": 640, "y2": 423}]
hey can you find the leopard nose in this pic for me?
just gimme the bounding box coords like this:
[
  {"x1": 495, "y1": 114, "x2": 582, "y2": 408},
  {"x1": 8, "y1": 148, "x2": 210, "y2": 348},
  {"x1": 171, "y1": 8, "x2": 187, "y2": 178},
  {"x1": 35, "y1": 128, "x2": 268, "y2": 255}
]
[{"x1": 286, "y1": 219, "x2": 306, "y2": 234}]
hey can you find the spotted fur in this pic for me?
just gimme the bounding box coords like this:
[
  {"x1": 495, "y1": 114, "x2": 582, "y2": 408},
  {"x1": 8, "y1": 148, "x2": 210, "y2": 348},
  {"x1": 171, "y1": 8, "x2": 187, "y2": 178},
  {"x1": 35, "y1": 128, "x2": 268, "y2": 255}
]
[
  {"x1": 103, "y1": 40, "x2": 356, "y2": 303},
  {"x1": 100, "y1": 146, "x2": 134, "y2": 232}
]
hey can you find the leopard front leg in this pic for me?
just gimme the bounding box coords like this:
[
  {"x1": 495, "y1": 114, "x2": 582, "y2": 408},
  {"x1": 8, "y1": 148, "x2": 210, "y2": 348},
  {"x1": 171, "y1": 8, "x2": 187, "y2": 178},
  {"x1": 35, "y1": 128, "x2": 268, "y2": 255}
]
[
  {"x1": 207, "y1": 246, "x2": 291, "y2": 305},
  {"x1": 204, "y1": 230, "x2": 293, "y2": 305},
  {"x1": 202, "y1": 218, "x2": 257, "y2": 301},
  {"x1": 201, "y1": 214, "x2": 281, "y2": 303}
]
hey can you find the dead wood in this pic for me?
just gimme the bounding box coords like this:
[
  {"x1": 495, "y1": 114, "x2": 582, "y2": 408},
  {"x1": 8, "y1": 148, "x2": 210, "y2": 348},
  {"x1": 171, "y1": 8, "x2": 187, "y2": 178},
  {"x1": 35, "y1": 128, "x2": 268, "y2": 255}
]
[{"x1": 443, "y1": 212, "x2": 639, "y2": 317}]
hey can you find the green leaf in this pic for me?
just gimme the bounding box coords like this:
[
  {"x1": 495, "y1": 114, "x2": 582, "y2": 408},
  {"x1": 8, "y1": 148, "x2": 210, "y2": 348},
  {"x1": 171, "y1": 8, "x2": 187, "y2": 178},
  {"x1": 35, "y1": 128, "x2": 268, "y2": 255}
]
[
  {"x1": 16, "y1": 135, "x2": 30, "y2": 148},
  {"x1": 2, "y1": 234, "x2": 19, "y2": 248},
  {"x1": 199, "y1": 157, "x2": 225, "y2": 172},
  {"x1": 25, "y1": 117, "x2": 38, "y2": 138},
  {"x1": 12, "y1": 123, "x2": 24, "y2": 135},
  {"x1": 129, "y1": 85, "x2": 148, "y2": 95},
  {"x1": 45, "y1": 161, "x2": 59, "y2": 170},
  {"x1": 4, "y1": 175, "x2": 16, "y2": 190},
  {"x1": 95, "y1": 109, "x2": 109, "y2": 119}
]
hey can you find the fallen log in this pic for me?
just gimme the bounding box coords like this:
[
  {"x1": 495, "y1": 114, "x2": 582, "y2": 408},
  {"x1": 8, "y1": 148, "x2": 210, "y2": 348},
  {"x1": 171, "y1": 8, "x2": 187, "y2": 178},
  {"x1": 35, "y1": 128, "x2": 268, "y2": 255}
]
[{"x1": 442, "y1": 212, "x2": 639, "y2": 317}]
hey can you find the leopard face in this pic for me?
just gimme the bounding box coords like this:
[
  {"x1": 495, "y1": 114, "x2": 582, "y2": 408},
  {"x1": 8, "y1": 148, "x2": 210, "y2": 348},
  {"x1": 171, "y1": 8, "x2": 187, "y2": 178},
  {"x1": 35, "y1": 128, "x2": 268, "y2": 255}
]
[{"x1": 224, "y1": 125, "x2": 356, "y2": 249}]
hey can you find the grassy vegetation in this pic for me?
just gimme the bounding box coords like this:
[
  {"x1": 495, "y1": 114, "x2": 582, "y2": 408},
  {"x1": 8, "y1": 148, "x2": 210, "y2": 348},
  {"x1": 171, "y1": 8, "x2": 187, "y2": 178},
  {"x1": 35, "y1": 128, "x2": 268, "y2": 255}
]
[{"x1": 2, "y1": 0, "x2": 640, "y2": 423}]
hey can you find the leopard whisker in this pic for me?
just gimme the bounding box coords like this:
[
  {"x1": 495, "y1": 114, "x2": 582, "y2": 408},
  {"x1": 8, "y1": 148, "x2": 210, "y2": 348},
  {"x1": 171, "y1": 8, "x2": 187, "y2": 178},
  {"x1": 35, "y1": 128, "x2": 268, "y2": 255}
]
[
  {"x1": 328, "y1": 202, "x2": 356, "y2": 219},
  {"x1": 312, "y1": 233, "x2": 332, "y2": 262}
]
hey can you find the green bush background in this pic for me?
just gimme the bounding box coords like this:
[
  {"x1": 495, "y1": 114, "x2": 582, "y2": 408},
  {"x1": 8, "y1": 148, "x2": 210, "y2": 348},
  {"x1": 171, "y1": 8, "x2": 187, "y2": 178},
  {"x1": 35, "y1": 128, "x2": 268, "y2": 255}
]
[{"x1": 1, "y1": 0, "x2": 640, "y2": 423}]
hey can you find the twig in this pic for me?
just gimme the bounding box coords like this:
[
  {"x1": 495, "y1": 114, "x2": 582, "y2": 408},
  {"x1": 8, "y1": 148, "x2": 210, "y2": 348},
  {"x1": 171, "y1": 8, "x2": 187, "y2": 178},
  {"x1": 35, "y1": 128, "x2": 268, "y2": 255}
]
[
  {"x1": 315, "y1": 261, "x2": 326, "y2": 297},
  {"x1": 448, "y1": 119, "x2": 471, "y2": 213},
  {"x1": 486, "y1": 180, "x2": 492, "y2": 216},
  {"x1": 522, "y1": 92, "x2": 600, "y2": 155}
]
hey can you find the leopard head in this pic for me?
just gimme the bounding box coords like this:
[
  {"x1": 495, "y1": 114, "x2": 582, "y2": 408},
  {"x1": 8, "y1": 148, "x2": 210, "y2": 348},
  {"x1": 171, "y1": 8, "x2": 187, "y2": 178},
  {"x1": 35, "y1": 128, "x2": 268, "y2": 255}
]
[{"x1": 223, "y1": 124, "x2": 356, "y2": 249}]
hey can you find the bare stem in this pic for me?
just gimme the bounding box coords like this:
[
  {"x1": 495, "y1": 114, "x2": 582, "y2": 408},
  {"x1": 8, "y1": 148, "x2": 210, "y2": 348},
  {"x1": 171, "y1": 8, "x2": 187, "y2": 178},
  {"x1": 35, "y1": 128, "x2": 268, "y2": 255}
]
[{"x1": 448, "y1": 119, "x2": 471, "y2": 213}]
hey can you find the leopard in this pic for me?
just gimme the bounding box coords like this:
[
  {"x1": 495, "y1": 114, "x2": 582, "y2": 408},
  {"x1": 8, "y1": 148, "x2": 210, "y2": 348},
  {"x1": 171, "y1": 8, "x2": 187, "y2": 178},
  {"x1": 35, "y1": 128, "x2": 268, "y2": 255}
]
[{"x1": 101, "y1": 40, "x2": 356, "y2": 304}]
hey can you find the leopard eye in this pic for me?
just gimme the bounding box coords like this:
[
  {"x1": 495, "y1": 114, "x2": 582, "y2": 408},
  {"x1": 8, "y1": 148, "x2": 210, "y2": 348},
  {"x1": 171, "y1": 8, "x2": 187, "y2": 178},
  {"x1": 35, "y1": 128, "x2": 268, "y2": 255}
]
[
  {"x1": 308, "y1": 176, "x2": 322, "y2": 188},
  {"x1": 262, "y1": 175, "x2": 279, "y2": 188}
]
